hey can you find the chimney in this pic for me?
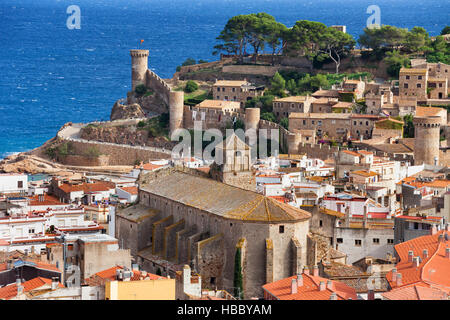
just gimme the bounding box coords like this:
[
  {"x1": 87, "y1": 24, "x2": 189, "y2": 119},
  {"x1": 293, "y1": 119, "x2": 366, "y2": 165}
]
[
  {"x1": 408, "y1": 250, "x2": 414, "y2": 263},
  {"x1": 326, "y1": 280, "x2": 333, "y2": 290},
  {"x1": 51, "y1": 277, "x2": 59, "y2": 290},
  {"x1": 16, "y1": 278, "x2": 23, "y2": 295},
  {"x1": 413, "y1": 256, "x2": 420, "y2": 268},
  {"x1": 422, "y1": 249, "x2": 428, "y2": 260},
  {"x1": 431, "y1": 225, "x2": 437, "y2": 235},
  {"x1": 367, "y1": 289, "x2": 375, "y2": 300},
  {"x1": 303, "y1": 266, "x2": 309, "y2": 275},
  {"x1": 319, "y1": 281, "x2": 326, "y2": 291},
  {"x1": 183, "y1": 265, "x2": 191, "y2": 285},
  {"x1": 313, "y1": 265, "x2": 319, "y2": 277},
  {"x1": 391, "y1": 268, "x2": 397, "y2": 282},
  {"x1": 291, "y1": 278, "x2": 298, "y2": 294},
  {"x1": 446, "y1": 248, "x2": 450, "y2": 259},
  {"x1": 330, "y1": 292, "x2": 338, "y2": 300},
  {"x1": 438, "y1": 234, "x2": 444, "y2": 243},
  {"x1": 297, "y1": 274, "x2": 303, "y2": 287},
  {"x1": 7, "y1": 259, "x2": 13, "y2": 270},
  {"x1": 396, "y1": 273, "x2": 402, "y2": 286}
]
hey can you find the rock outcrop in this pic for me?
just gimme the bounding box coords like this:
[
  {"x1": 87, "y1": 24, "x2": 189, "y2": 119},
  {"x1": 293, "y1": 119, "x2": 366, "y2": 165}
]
[{"x1": 110, "y1": 101, "x2": 146, "y2": 121}]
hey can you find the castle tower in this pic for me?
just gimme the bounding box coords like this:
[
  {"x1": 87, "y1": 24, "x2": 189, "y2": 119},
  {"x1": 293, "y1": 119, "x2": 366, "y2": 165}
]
[
  {"x1": 130, "y1": 49, "x2": 149, "y2": 91},
  {"x1": 287, "y1": 133, "x2": 303, "y2": 155},
  {"x1": 413, "y1": 116, "x2": 441, "y2": 165},
  {"x1": 245, "y1": 108, "x2": 260, "y2": 131},
  {"x1": 169, "y1": 91, "x2": 184, "y2": 135}
]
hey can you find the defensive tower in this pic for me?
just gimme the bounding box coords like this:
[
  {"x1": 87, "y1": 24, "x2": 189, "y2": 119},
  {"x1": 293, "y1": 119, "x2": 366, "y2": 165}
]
[
  {"x1": 413, "y1": 116, "x2": 441, "y2": 165},
  {"x1": 130, "y1": 49, "x2": 149, "y2": 91}
]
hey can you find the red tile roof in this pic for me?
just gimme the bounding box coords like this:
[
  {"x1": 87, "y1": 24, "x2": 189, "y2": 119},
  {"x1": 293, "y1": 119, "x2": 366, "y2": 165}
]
[
  {"x1": 119, "y1": 186, "x2": 138, "y2": 195},
  {"x1": 0, "y1": 277, "x2": 63, "y2": 300},
  {"x1": 262, "y1": 272, "x2": 357, "y2": 300},
  {"x1": 382, "y1": 284, "x2": 448, "y2": 300},
  {"x1": 28, "y1": 194, "x2": 66, "y2": 207},
  {"x1": 85, "y1": 266, "x2": 166, "y2": 286},
  {"x1": 386, "y1": 230, "x2": 450, "y2": 293}
]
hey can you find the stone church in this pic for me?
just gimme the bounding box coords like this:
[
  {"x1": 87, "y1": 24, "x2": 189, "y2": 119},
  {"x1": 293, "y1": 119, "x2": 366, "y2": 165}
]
[{"x1": 115, "y1": 135, "x2": 312, "y2": 298}]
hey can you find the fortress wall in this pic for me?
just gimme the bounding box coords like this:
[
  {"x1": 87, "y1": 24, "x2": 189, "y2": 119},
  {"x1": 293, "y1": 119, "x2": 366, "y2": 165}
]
[
  {"x1": 176, "y1": 226, "x2": 198, "y2": 264},
  {"x1": 183, "y1": 106, "x2": 246, "y2": 131},
  {"x1": 58, "y1": 154, "x2": 110, "y2": 167},
  {"x1": 178, "y1": 58, "x2": 233, "y2": 75},
  {"x1": 222, "y1": 65, "x2": 279, "y2": 77},
  {"x1": 66, "y1": 139, "x2": 171, "y2": 166},
  {"x1": 152, "y1": 215, "x2": 174, "y2": 255},
  {"x1": 145, "y1": 69, "x2": 171, "y2": 106}
]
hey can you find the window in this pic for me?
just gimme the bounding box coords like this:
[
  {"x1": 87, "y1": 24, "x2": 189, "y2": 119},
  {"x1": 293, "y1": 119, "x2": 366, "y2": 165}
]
[
  {"x1": 222, "y1": 88, "x2": 225, "y2": 92},
  {"x1": 18, "y1": 181, "x2": 23, "y2": 188},
  {"x1": 387, "y1": 239, "x2": 394, "y2": 244},
  {"x1": 216, "y1": 96, "x2": 219, "y2": 99},
  {"x1": 417, "y1": 84, "x2": 421, "y2": 88},
  {"x1": 279, "y1": 225, "x2": 284, "y2": 233},
  {"x1": 355, "y1": 239, "x2": 362, "y2": 246},
  {"x1": 217, "y1": 87, "x2": 220, "y2": 92},
  {"x1": 319, "y1": 220, "x2": 323, "y2": 227},
  {"x1": 406, "y1": 75, "x2": 410, "y2": 80},
  {"x1": 353, "y1": 121, "x2": 357, "y2": 125},
  {"x1": 303, "y1": 120, "x2": 306, "y2": 125},
  {"x1": 373, "y1": 238, "x2": 380, "y2": 244},
  {"x1": 366, "y1": 121, "x2": 369, "y2": 126},
  {"x1": 232, "y1": 88, "x2": 235, "y2": 92},
  {"x1": 210, "y1": 277, "x2": 216, "y2": 285},
  {"x1": 318, "y1": 120, "x2": 322, "y2": 126},
  {"x1": 312, "y1": 120, "x2": 315, "y2": 125},
  {"x1": 418, "y1": 76, "x2": 422, "y2": 80},
  {"x1": 404, "y1": 83, "x2": 408, "y2": 89},
  {"x1": 337, "y1": 238, "x2": 343, "y2": 244}
]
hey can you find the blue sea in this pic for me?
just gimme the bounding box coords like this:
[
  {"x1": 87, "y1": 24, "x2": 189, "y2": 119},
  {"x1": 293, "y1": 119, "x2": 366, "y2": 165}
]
[{"x1": 0, "y1": 0, "x2": 449, "y2": 159}]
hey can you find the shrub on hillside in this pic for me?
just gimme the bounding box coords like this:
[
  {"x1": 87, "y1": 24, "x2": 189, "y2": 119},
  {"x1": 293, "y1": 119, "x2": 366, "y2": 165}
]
[{"x1": 184, "y1": 80, "x2": 199, "y2": 93}]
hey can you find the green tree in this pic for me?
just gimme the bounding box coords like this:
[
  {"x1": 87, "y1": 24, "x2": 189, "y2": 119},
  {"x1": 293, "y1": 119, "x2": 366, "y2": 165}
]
[
  {"x1": 358, "y1": 25, "x2": 408, "y2": 52},
  {"x1": 426, "y1": 36, "x2": 450, "y2": 64},
  {"x1": 403, "y1": 114, "x2": 414, "y2": 138},
  {"x1": 135, "y1": 84, "x2": 147, "y2": 95},
  {"x1": 269, "y1": 72, "x2": 286, "y2": 97},
  {"x1": 384, "y1": 50, "x2": 410, "y2": 77},
  {"x1": 261, "y1": 112, "x2": 276, "y2": 122},
  {"x1": 184, "y1": 80, "x2": 199, "y2": 93},
  {"x1": 286, "y1": 79, "x2": 298, "y2": 96},
  {"x1": 441, "y1": 26, "x2": 450, "y2": 35},
  {"x1": 213, "y1": 15, "x2": 255, "y2": 62},
  {"x1": 233, "y1": 248, "x2": 243, "y2": 299},
  {"x1": 405, "y1": 27, "x2": 429, "y2": 53},
  {"x1": 280, "y1": 117, "x2": 289, "y2": 129},
  {"x1": 317, "y1": 28, "x2": 356, "y2": 73}
]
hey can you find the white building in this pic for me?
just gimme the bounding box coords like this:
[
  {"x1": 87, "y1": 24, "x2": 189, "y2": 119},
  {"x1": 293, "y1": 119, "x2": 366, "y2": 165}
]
[{"x1": 0, "y1": 173, "x2": 28, "y2": 195}]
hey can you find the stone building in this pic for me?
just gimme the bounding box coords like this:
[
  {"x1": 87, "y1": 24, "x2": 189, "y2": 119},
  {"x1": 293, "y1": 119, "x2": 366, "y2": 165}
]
[
  {"x1": 288, "y1": 113, "x2": 381, "y2": 140},
  {"x1": 272, "y1": 95, "x2": 315, "y2": 119},
  {"x1": 399, "y1": 66, "x2": 449, "y2": 103},
  {"x1": 116, "y1": 168, "x2": 311, "y2": 298},
  {"x1": 399, "y1": 68, "x2": 428, "y2": 102},
  {"x1": 413, "y1": 116, "x2": 441, "y2": 165},
  {"x1": 212, "y1": 80, "x2": 264, "y2": 107}
]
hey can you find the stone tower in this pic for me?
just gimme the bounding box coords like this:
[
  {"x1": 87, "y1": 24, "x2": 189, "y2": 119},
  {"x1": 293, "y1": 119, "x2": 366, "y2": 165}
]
[
  {"x1": 130, "y1": 49, "x2": 149, "y2": 91},
  {"x1": 287, "y1": 132, "x2": 303, "y2": 155},
  {"x1": 245, "y1": 108, "x2": 260, "y2": 131},
  {"x1": 169, "y1": 91, "x2": 184, "y2": 135},
  {"x1": 413, "y1": 116, "x2": 441, "y2": 165},
  {"x1": 210, "y1": 133, "x2": 255, "y2": 191}
]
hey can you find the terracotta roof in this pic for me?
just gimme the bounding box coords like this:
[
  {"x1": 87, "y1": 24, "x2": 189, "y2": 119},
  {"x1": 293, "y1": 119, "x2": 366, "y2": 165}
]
[
  {"x1": 342, "y1": 150, "x2": 360, "y2": 157},
  {"x1": 197, "y1": 99, "x2": 241, "y2": 109},
  {"x1": 213, "y1": 80, "x2": 247, "y2": 87},
  {"x1": 386, "y1": 230, "x2": 450, "y2": 293},
  {"x1": 119, "y1": 186, "x2": 138, "y2": 195},
  {"x1": 415, "y1": 106, "x2": 445, "y2": 118},
  {"x1": 400, "y1": 68, "x2": 427, "y2": 75},
  {"x1": 351, "y1": 170, "x2": 378, "y2": 177},
  {"x1": 332, "y1": 102, "x2": 354, "y2": 109},
  {"x1": 0, "y1": 259, "x2": 60, "y2": 273},
  {"x1": 58, "y1": 181, "x2": 116, "y2": 194},
  {"x1": 0, "y1": 277, "x2": 63, "y2": 300},
  {"x1": 262, "y1": 272, "x2": 357, "y2": 300},
  {"x1": 28, "y1": 194, "x2": 66, "y2": 207},
  {"x1": 312, "y1": 89, "x2": 340, "y2": 98},
  {"x1": 85, "y1": 266, "x2": 165, "y2": 286},
  {"x1": 382, "y1": 284, "x2": 448, "y2": 300},
  {"x1": 405, "y1": 179, "x2": 450, "y2": 189},
  {"x1": 140, "y1": 170, "x2": 311, "y2": 223},
  {"x1": 273, "y1": 96, "x2": 314, "y2": 103}
]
